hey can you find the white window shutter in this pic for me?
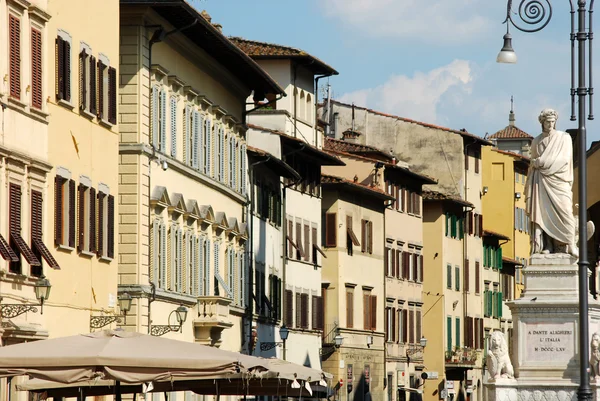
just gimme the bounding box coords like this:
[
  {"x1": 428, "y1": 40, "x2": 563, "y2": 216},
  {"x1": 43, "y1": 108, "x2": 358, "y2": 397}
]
[
  {"x1": 238, "y1": 251, "x2": 243, "y2": 307},
  {"x1": 220, "y1": 127, "x2": 225, "y2": 182},
  {"x1": 232, "y1": 139, "x2": 237, "y2": 191},
  {"x1": 170, "y1": 97, "x2": 177, "y2": 157},
  {"x1": 192, "y1": 110, "x2": 199, "y2": 169},
  {"x1": 196, "y1": 237, "x2": 203, "y2": 296},
  {"x1": 198, "y1": 114, "x2": 204, "y2": 171},
  {"x1": 177, "y1": 227, "x2": 183, "y2": 292},
  {"x1": 169, "y1": 224, "x2": 176, "y2": 291},
  {"x1": 151, "y1": 219, "x2": 159, "y2": 285},
  {"x1": 214, "y1": 241, "x2": 220, "y2": 273},
  {"x1": 151, "y1": 85, "x2": 159, "y2": 147},
  {"x1": 205, "y1": 239, "x2": 211, "y2": 295},
  {"x1": 159, "y1": 222, "x2": 167, "y2": 289},
  {"x1": 184, "y1": 105, "x2": 191, "y2": 165},
  {"x1": 241, "y1": 144, "x2": 247, "y2": 196},
  {"x1": 206, "y1": 119, "x2": 213, "y2": 178},
  {"x1": 160, "y1": 90, "x2": 167, "y2": 152}
]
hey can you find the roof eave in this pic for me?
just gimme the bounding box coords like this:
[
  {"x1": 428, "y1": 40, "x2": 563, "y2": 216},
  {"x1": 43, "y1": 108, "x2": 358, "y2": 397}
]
[{"x1": 322, "y1": 181, "x2": 394, "y2": 201}]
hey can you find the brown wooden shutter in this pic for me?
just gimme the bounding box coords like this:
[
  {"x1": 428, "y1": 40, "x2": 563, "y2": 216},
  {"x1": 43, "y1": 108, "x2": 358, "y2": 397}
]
[
  {"x1": 77, "y1": 184, "x2": 85, "y2": 252},
  {"x1": 409, "y1": 309, "x2": 415, "y2": 343},
  {"x1": 295, "y1": 222, "x2": 303, "y2": 259},
  {"x1": 31, "y1": 190, "x2": 42, "y2": 240},
  {"x1": 363, "y1": 293, "x2": 370, "y2": 330},
  {"x1": 54, "y1": 176, "x2": 63, "y2": 246},
  {"x1": 287, "y1": 219, "x2": 293, "y2": 256},
  {"x1": 295, "y1": 293, "x2": 301, "y2": 328},
  {"x1": 90, "y1": 56, "x2": 97, "y2": 116},
  {"x1": 301, "y1": 293, "x2": 309, "y2": 329},
  {"x1": 312, "y1": 296, "x2": 318, "y2": 329},
  {"x1": 346, "y1": 291, "x2": 353, "y2": 328},
  {"x1": 475, "y1": 153, "x2": 480, "y2": 173},
  {"x1": 396, "y1": 250, "x2": 401, "y2": 278},
  {"x1": 465, "y1": 150, "x2": 469, "y2": 170},
  {"x1": 416, "y1": 310, "x2": 422, "y2": 341},
  {"x1": 303, "y1": 224, "x2": 310, "y2": 262},
  {"x1": 285, "y1": 289, "x2": 293, "y2": 326},
  {"x1": 370, "y1": 295, "x2": 377, "y2": 330},
  {"x1": 325, "y1": 213, "x2": 337, "y2": 247},
  {"x1": 9, "y1": 14, "x2": 21, "y2": 99},
  {"x1": 402, "y1": 309, "x2": 408, "y2": 342},
  {"x1": 403, "y1": 252, "x2": 410, "y2": 279},
  {"x1": 108, "y1": 67, "x2": 117, "y2": 124},
  {"x1": 419, "y1": 254, "x2": 424, "y2": 283},
  {"x1": 468, "y1": 211, "x2": 474, "y2": 235},
  {"x1": 79, "y1": 50, "x2": 86, "y2": 110},
  {"x1": 479, "y1": 214, "x2": 484, "y2": 236},
  {"x1": 392, "y1": 307, "x2": 397, "y2": 342},
  {"x1": 465, "y1": 317, "x2": 471, "y2": 348},
  {"x1": 97, "y1": 59, "x2": 104, "y2": 119},
  {"x1": 479, "y1": 318, "x2": 484, "y2": 349},
  {"x1": 56, "y1": 37, "x2": 64, "y2": 100},
  {"x1": 384, "y1": 248, "x2": 389, "y2": 276},
  {"x1": 361, "y1": 219, "x2": 366, "y2": 252},
  {"x1": 368, "y1": 221, "x2": 373, "y2": 254},
  {"x1": 107, "y1": 194, "x2": 115, "y2": 259},
  {"x1": 97, "y1": 192, "x2": 105, "y2": 257},
  {"x1": 31, "y1": 28, "x2": 42, "y2": 109},
  {"x1": 475, "y1": 261, "x2": 480, "y2": 294},
  {"x1": 464, "y1": 259, "x2": 470, "y2": 292},
  {"x1": 64, "y1": 40, "x2": 71, "y2": 101},
  {"x1": 412, "y1": 253, "x2": 418, "y2": 281},
  {"x1": 68, "y1": 180, "x2": 76, "y2": 248},
  {"x1": 31, "y1": 191, "x2": 60, "y2": 270},
  {"x1": 415, "y1": 193, "x2": 421, "y2": 215},
  {"x1": 89, "y1": 187, "x2": 96, "y2": 253},
  {"x1": 10, "y1": 184, "x2": 40, "y2": 268}
]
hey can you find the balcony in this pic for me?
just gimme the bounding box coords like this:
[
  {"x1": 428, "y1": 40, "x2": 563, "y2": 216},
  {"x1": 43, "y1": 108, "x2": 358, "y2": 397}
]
[
  {"x1": 445, "y1": 347, "x2": 479, "y2": 366},
  {"x1": 193, "y1": 296, "x2": 234, "y2": 347}
]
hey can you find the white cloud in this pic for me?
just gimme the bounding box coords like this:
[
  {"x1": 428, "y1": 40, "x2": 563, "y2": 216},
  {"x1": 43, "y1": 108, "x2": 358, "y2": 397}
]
[
  {"x1": 318, "y1": 0, "x2": 492, "y2": 44},
  {"x1": 337, "y1": 60, "x2": 473, "y2": 123}
]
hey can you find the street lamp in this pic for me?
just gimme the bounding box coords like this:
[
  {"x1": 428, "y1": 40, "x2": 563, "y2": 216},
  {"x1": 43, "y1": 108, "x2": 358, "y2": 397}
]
[
  {"x1": 150, "y1": 305, "x2": 189, "y2": 336},
  {"x1": 118, "y1": 293, "x2": 133, "y2": 324},
  {"x1": 34, "y1": 275, "x2": 51, "y2": 315},
  {"x1": 280, "y1": 325, "x2": 289, "y2": 360},
  {"x1": 334, "y1": 333, "x2": 344, "y2": 347},
  {"x1": 497, "y1": 2, "x2": 594, "y2": 401}
]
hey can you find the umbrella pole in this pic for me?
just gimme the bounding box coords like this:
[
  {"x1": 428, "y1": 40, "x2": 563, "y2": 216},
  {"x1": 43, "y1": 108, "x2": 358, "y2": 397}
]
[
  {"x1": 216, "y1": 381, "x2": 220, "y2": 401},
  {"x1": 115, "y1": 381, "x2": 121, "y2": 401}
]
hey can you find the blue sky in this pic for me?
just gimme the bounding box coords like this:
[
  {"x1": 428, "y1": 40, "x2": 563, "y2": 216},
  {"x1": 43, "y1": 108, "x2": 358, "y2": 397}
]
[{"x1": 195, "y1": 0, "x2": 600, "y2": 145}]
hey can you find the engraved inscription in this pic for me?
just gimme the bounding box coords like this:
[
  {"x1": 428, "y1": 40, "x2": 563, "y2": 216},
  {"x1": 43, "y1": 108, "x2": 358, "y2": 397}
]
[{"x1": 524, "y1": 322, "x2": 575, "y2": 363}]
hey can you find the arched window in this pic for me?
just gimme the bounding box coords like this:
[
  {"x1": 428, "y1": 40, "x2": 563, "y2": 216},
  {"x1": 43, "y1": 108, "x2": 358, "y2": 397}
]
[{"x1": 306, "y1": 93, "x2": 312, "y2": 123}]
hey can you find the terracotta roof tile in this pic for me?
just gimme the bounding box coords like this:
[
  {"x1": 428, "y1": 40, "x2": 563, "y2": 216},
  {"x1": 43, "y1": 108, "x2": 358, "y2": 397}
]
[
  {"x1": 422, "y1": 190, "x2": 473, "y2": 207},
  {"x1": 330, "y1": 99, "x2": 493, "y2": 146},
  {"x1": 489, "y1": 125, "x2": 533, "y2": 140},
  {"x1": 483, "y1": 229, "x2": 510, "y2": 241},
  {"x1": 492, "y1": 148, "x2": 531, "y2": 161},
  {"x1": 324, "y1": 137, "x2": 392, "y2": 160},
  {"x1": 502, "y1": 256, "x2": 524, "y2": 266},
  {"x1": 321, "y1": 174, "x2": 394, "y2": 200},
  {"x1": 229, "y1": 37, "x2": 338, "y2": 75}
]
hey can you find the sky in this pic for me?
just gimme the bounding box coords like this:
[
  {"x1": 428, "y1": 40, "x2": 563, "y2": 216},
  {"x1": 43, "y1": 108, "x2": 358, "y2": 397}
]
[{"x1": 192, "y1": 0, "x2": 600, "y2": 146}]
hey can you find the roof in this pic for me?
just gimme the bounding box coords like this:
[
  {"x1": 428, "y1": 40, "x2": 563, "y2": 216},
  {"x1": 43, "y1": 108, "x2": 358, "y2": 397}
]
[
  {"x1": 324, "y1": 137, "x2": 393, "y2": 162},
  {"x1": 323, "y1": 139, "x2": 437, "y2": 185},
  {"x1": 247, "y1": 124, "x2": 345, "y2": 166},
  {"x1": 489, "y1": 125, "x2": 533, "y2": 140},
  {"x1": 492, "y1": 148, "x2": 530, "y2": 161},
  {"x1": 422, "y1": 190, "x2": 473, "y2": 207},
  {"x1": 321, "y1": 174, "x2": 395, "y2": 201},
  {"x1": 247, "y1": 146, "x2": 301, "y2": 180},
  {"x1": 329, "y1": 99, "x2": 493, "y2": 146},
  {"x1": 229, "y1": 37, "x2": 338, "y2": 76},
  {"x1": 120, "y1": 0, "x2": 284, "y2": 96},
  {"x1": 483, "y1": 229, "x2": 510, "y2": 241},
  {"x1": 502, "y1": 256, "x2": 524, "y2": 266}
]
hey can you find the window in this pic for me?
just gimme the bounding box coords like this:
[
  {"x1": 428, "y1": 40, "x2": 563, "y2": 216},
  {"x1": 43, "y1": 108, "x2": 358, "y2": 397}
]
[
  {"x1": 96, "y1": 189, "x2": 115, "y2": 259},
  {"x1": 455, "y1": 317, "x2": 461, "y2": 347},
  {"x1": 170, "y1": 96, "x2": 178, "y2": 158},
  {"x1": 169, "y1": 225, "x2": 183, "y2": 292},
  {"x1": 401, "y1": 308, "x2": 408, "y2": 343},
  {"x1": 228, "y1": 135, "x2": 235, "y2": 188},
  {"x1": 54, "y1": 175, "x2": 76, "y2": 248},
  {"x1": 311, "y1": 294, "x2": 324, "y2": 330},
  {"x1": 76, "y1": 183, "x2": 96, "y2": 254},
  {"x1": 447, "y1": 316, "x2": 452, "y2": 351},
  {"x1": 474, "y1": 150, "x2": 480, "y2": 173},
  {"x1": 78, "y1": 47, "x2": 95, "y2": 115},
  {"x1": 447, "y1": 264, "x2": 452, "y2": 289},
  {"x1": 408, "y1": 307, "x2": 414, "y2": 343},
  {"x1": 416, "y1": 308, "x2": 422, "y2": 342},
  {"x1": 31, "y1": 27, "x2": 42, "y2": 109},
  {"x1": 385, "y1": 306, "x2": 395, "y2": 342},
  {"x1": 408, "y1": 253, "x2": 414, "y2": 281},
  {"x1": 214, "y1": 241, "x2": 232, "y2": 298},
  {"x1": 151, "y1": 219, "x2": 167, "y2": 289},
  {"x1": 56, "y1": 33, "x2": 71, "y2": 102},
  {"x1": 190, "y1": 109, "x2": 201, "y2": 169},
  {"x1": 203, "y1": 238, "x2": 211, "y2": 295},
  {"x1": 216, "y1": 125, "x2": 224, "y2": 182},
  {"x1": 295, "y1": 221, "x2": 304, "y2": 260},
  {"x1": 484, "y1": 282, "x2": 492, "y2": 317},
  {"x1": 363, "y1": 290, "x2": 377, "y2": 330},
  {"x1": 204, "y1": 118, "x2": 212, "y2": 176},
  {"x1": 346, "y1": 288, "x2": 354, "y2": 328},
  {"x1": 361, "y1": 219, "x2": 373, "y2": 254},
  {"x1": 9, "y1": 14, "x2": 21, "y2": 99},
  {"x1": 240, "y1": 143, "x2": 247, "y2": 195},
  {"x1": 303, "y1": 223, "x2": 310, "y2": 262},
  {"x1": 151, "y1": 85, "x2": 167, "y2": 152},
  {"x1": 324, "y1": 213, "x2": 337, "y2": 248},
  {"x1": 312, "y1": 225, "x2": 325, "y2": 264},
  {"x1": 238, "y1": 249, "x2": 246, "y2": 308},
  {"x1": 9, "y1": 184, "x2": 40, "y2": 274},
  {"x1": 295, "y1": 292, "x2": 309, "y2": 329},
  {"x1": 96, "y1": 56, "x2": 117, "y2": 124},
  {"x1": 269, "y1": 275, "x2": 282, "y2": 320},
  {"x1": 187, "y1": 232, "x2": 197, "y2": 295},
  {"x1": 346, "y1": 215, "x2": 359, "y2": 255},
  {"x1": 284, "y1": 289, "x2": 294, "y2": 326},
  {"x1": 455, "y1": 265, "x2": 460, "y2": 291},
  {"x1": 385, "y1": 247, "x2": 393, "y2": 277},
  {"x1": 29, "y1": 191, "x2": 59, "y2": 274},
  {"x1": 464, "y1": 259, "x2": 470, "y2": 292},
  {"x1": 184, "y1": 105, "x2": 193, "y2": 166}
]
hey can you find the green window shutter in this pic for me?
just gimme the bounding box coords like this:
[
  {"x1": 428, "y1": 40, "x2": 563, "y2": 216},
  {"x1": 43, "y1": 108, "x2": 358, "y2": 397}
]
[
  {"x1": 447, "y1": 316, "x2": 452, "y2": 351},
  {"x1": 483, "y1": 291, "x2": 488, "y2": 317},
  {"x1": 498, "y1": 247, "x2": 503, "y2": 270},
  {"x1": 493, "y1": 291, "x2": 498, "y2": 318},
  {"x1": 451, "y1": 215, "x2": 457, "y2": 238},
  {"x1": 455, "y1": 317, "x2": 460, "y2": 348},
  {"x1": 498, "y1": 292, "x2": 503, "y2": 318},
  {"x1": 445, "y1": 213, "x2": 449, "y2": 236},
  {"x1": 455, "y1": 266, "x2": 460, "y2": 291},
  {"x1": 447, "y1": 264, "x2": 452, "y2": 289},
  {"x1": 459, "y1": 217, "x2": 464, "y2": 239}
]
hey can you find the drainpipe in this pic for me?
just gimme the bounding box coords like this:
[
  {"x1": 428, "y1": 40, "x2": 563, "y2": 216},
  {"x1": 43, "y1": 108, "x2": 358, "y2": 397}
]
[
  {"x1": 315, "y1": 73, "x2": 334, "y2": 146},
  {"x1": 462, "y1": 140, "x2": 476, "y2": 346},
  {"x1": 293, "y1": 64, "x2": 298, "y2": 138}
]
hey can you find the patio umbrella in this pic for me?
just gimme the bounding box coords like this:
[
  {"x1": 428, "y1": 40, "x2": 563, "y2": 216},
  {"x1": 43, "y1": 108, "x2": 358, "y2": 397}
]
[{"x1": 0, "y1": 329, "x2": 267, "y2": 384}]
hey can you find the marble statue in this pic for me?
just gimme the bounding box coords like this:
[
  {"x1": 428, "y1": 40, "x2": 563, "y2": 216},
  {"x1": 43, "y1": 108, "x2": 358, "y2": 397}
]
[
  {"x1": 591, "y1": 333, "x2": 600, "y2": 378},
  {"x1": 486, "y1": 331, "x2": 514, "y2": 380},
  {"x1": 525, "y1": 109, "x2": 578, "y2": 256}
]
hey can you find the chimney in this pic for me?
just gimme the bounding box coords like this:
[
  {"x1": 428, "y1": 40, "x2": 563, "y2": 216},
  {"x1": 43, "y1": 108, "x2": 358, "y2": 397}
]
[
  {"x1": 213, "y1": 23, "x2": 223, "y2": 32},
  {"x1": 342, "y1": 129, "x2": 361, "y2": 143},
  {"x1": 200, "y1": 10, "x2": 212, "y2": 22},
  {"x1": 509, "y1": 95, "x2": 516, "y2": 126}
]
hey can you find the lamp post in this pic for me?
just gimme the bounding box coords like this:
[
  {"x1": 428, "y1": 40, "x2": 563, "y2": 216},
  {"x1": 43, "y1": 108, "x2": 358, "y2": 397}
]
[
  {"x1": 118, "y1": 293, "x2": 133, "y2": 325},
  {"x1": 33, "y1": 275, "x2": 51, "y2": 315},
  {"x1": 497, "y1": 2, "x2": 594, "y2": 400},
  {"x1": 280, "y1": 325, "x2": 289, "y2": 360}
]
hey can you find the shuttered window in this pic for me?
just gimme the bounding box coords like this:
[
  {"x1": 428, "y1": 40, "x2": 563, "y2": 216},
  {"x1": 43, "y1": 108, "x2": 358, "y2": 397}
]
[
  {"x1": 416, "y1": 309, "x2": 422, "y2": 342},
  {"x1": 284, "y1": 289, "x2": 294, "y2": 326},
  {"x1": 409, "y1": 309, "x2": 415, "y2": 343},
  {"x1": 455, "y1": 317, "x2": 461, "y2": 347},
  {"x1": 192, "y1": 110, "x2": 200, "y2": 169},
  {"x1": 205, "y1": 119, "x2": 212, "y2": 176},
  {"x1": 295, "y1": 292, "x2": 301, "y2": 328},
  {"x1": 346, "y1": 290, "x2": 354, "y2": 328},
  {"x1": 300, "y1": 293, "x2": 309, "y2": 329},
  {"x1": 363, "y1": 293, "x2": 377, "y2": 330},
  {"x1": 107, "y1": 67, "x2": 117, "y2": 124},
  {"x1": 312, "y1": 295, "x2": 324, "y2": 330},
  {"x1": 447, "y1": 264, "x2": 452, "y2": 289},
  {"x1": 31, "y1": 28, "x2": 42, "y2": 109},
  {"x1": 325, "y1": 213, "x2": 337, "y2": 247},
  {"x1": 9, "y1": 183, "x2": 40, "y2": 274},
  {"x1": 9, "y1": 14, "x2": 21, "y2": 99},
  {"x1": 464, "y1": 259, "x2": 470, "y2": 292},
  {"x1": 303, "y1": 224, "x2": 310, "y2": 262},
  {"x1": 56, "y1": 35, "x2": 71, "y2": 102},
  {"x1": 170, "y1": 97, "x2": 178, "y2": 158},
  {"x1": 99, "y1": 59, "x2": 107, "y2": 119},
  {"x1": 31, "y1": 190, "x2": 59, "y2": 273},
  {"x1": 95, "y1": 191, "x2": 114, "y2": 259},
  {"x1": 295, "y1": 222, "x2": 304, "y2": 260},
  {"x1": 54, "y1": 177, "x2": 76, "y2": 249},
  {"x1": 240, "y1": 143, "x2": 246, "y2": 195}
]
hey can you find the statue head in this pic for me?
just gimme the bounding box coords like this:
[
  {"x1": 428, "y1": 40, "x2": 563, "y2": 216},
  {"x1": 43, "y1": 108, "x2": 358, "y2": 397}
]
[{"x1": 538, "y1": 108, "x2": 558, "y2": 133}]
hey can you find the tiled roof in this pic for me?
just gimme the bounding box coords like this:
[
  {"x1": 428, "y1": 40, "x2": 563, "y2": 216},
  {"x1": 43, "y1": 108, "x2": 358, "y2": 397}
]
[
  {"x1": 321, "y1": 174, "x2": 394, "y2": 201},
  {"x1": 483, "y1": 229, "x2": 510, "y2": 241},
  {"x1": 492, "y1": 148, "x2": 531, "y2": 162},
  {"x1": 502, "y1": 256, "x2": 524, "y2": 266},
  {"x1": 489, "y1": 125, "x2": 533, "y2": 140},
  {"x1": 247, "y1": 124, "x2": 344, "y2": 166},
  {"x1": 422, "y1": 190, "x2": 473, "y2": 207},
  {"x1": 324, "y1": 137, "x2": 393, "y2": 161},
  {"x1": 329, "y1": 99, "x2": 493, "y2": 146},
  {"x1": 229, "y1": 37, "x2": 338, "y2": 75},
  {"x1": 246, "y1": 146, "x2": 301, "y2": 180}
]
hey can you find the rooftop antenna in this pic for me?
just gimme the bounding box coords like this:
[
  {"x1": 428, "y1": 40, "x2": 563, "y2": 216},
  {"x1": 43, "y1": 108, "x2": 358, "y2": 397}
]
[
  {"x1": 509, "y1": 95, "x2": 516, "y2": 126},
  {"x1": 351, "y1": 102, "x2": 355, "y2": 133}
]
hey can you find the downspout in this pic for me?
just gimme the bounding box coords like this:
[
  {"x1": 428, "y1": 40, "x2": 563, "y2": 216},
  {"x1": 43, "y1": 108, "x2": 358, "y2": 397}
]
[
  {"x1": 462, "y1": 139, "x2": 476, "y2": 346},
  {"x1": 315, "y1": 73, "x2": 334, "y2": 146},
  {"x1": 293, "y1": 63, "x2": 298, "y2": 138}
]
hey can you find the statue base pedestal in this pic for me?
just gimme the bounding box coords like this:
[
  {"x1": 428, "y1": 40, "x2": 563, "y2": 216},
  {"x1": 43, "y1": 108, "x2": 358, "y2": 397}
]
[{"x1": 485, "y1": 254, "x2": 600, "y2": 400}]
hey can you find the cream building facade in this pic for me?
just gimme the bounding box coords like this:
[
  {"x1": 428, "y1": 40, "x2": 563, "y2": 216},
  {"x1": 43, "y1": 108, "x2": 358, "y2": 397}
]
[{"x1": 116, "y1": 0, "x2": 281, "y2": 369}]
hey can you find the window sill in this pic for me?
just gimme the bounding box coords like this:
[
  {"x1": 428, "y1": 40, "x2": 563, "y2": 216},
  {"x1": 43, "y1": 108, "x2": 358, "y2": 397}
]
[
  {"x1": 4, "y1": 97, "x2": 50, "y2": 124},
  {"x1": 79, "y1": 250, "x2": 96, "y2": 258},
  {"x1": 99, "y1": 255, "x2": 113, "y2": 263},
  {"x1": 30, "y1": 106, "x2": 49, "y2": 119},
  {"x1": 99, "y1": 118, "x2": 115, "y2": 129},
  {"x1": 58, "y1": 99, "x2": 75, "y2": 110},
  {"x1": 80, "y1": 108, "x2": 96, "y2": 120},
  {"x1": 57, "y1": 244, "x2": 75, "y2": 253}
]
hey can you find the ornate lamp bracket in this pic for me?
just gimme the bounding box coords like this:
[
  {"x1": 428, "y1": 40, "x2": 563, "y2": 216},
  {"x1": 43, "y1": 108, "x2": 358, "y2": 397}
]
[
  {"x1": 0, "y1": 304, "x2": 38, "y2": 319},
  {"x1": 150, "y1": 325, "x2": 180, "y2": 337},
  {"x1": 90, "y1": 315, "x2": 122, "y2": 329}
]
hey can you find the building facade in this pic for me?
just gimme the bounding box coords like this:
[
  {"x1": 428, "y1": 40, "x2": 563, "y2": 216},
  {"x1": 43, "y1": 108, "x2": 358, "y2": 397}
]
[{"x1": 117, "y1": 0, "x2": 281, "y2": 367}]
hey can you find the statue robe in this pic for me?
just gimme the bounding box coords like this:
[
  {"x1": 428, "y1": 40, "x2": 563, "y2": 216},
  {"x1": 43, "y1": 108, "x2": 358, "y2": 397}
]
[{"x1": 525, "y1": 129, "x2": 575, "y2": 250}]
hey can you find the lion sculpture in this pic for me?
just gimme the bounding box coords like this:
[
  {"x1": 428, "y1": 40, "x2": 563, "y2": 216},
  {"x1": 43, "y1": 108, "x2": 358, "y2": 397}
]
[
  {"x1": 486, "y1": 331, "x2": 514, "y2": 380},
  {"x1": 590, "y1": 333, "x2": 600, "y2": 378}
]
